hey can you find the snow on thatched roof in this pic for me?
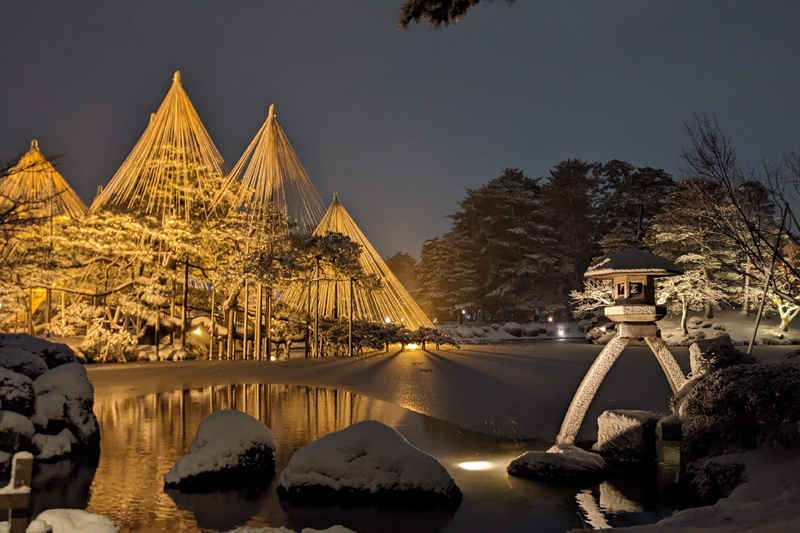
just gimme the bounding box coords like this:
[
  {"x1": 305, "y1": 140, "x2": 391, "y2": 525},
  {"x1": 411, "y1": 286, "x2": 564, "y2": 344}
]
[
  {"x1": 279, "y1": 193, "x2": 434, "y2": 330},
  {"x1": 585, "y1": 248, "x2": 683, "y2": 279},
  {"x1": 1, "y1": 140, "x2": 88, "y2": 219}
]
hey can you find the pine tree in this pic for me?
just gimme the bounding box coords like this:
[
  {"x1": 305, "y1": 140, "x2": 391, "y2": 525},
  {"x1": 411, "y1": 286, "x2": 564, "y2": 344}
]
[{"x1": 385, "y1": 252, "x2": 418, "y2": 294}]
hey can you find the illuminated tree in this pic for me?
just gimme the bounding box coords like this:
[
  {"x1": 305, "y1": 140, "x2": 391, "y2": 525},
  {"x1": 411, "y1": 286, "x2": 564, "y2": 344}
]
[{"x1": 657, "y1": 270, "x2": 728, "y2": 334}]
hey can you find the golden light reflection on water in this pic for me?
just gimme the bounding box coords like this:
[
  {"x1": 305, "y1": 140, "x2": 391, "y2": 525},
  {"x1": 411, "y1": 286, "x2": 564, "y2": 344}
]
[{"x1": 84, "y1": 384, "x2": 407, "y2": 532}]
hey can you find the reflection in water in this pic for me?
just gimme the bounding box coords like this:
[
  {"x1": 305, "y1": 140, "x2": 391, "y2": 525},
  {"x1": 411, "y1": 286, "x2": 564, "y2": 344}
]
[{"x1": 25, "y1": 384, "x2": 686, "y2": 532}]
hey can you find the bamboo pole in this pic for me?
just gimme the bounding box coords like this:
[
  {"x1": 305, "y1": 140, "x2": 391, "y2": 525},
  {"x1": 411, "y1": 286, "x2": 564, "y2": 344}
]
[
  {"x1": 305, "y1": 282, "x2": 311, "y2": 359},
  {"x1": 209, "y1": 281, "x2": 216, "y2": 360},
  {"x1": 266, "y1": 289, "x2": 272, "y2": 359},
  {"x1": 61, "y1": 290, "x2": 66, "y2": 329},
  {"x1": 155, "y1": 312, "x2": 160, "y2": 361},
  {"x1": 348, "y1": 277, "x2": 354, "y2": 357},
  {"x1": 243, "y1": 280, "x2": 250, "y2": 360},
  {"x1": 44, "y1": 289, "x2": 52, "y2": 338},
  {"x1": 314, "y1": 259, "x2": 320, "y2": 358},
  {"x1": 170, "y1": 279, "x2": 176, "y2": 345}
]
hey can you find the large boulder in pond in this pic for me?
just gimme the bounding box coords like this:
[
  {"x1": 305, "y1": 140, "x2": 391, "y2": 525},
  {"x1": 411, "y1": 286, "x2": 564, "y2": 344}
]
[
  {"x1": 507, "y1": 444, "x2": 607, "y2": 480},
  {"x1": 0, "y1": 334, "x2": 76, "y2": 369},
  {"x1": 164, "y1": 410, "x2": 276, "y2": 488},
  {"x1": 33, "y1": 363, "x2": 99, "y2": 448},
  {"x1": 0, "y1": 347, "x2": 48, "y2": 380},
  {"x1": 594, "y1": 410, "x2": 660, "y2": 463},
  {"x1": 278, "y1": 420, "x2": 461, "y2": 505},
  {"x1": 0, "y1": 368, "x2": 35, "y2": 417},
  {"x1": 681, "y1": 363, "x2": 800, "y2": 463}
]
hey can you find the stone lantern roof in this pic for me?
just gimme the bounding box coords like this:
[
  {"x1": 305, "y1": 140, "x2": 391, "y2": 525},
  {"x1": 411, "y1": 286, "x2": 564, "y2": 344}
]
[{"x1": 585, "y1": 248, "x2": 683, "y2": 279}]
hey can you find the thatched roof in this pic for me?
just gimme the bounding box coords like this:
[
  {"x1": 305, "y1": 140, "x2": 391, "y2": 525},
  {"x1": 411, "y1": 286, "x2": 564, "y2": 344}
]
[
  {"x1": 1, "y1": 139, "x2": 88, "y2": 219},
  {"x1": 90, "y1": 71, "x2": 225, "y2": 222},
  {"x1": 279, "y1": 193, "x2": 434, "y2": 330},
  {"x1": 213, "y1": 104, "x2": 325, "y2": 235}
]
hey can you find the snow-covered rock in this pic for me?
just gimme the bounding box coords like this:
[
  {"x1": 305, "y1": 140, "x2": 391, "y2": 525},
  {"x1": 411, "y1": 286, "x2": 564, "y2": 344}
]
[
  {"x1": 32, "y1": 509, "x2": 117, "y2": 533},
  {"x1": 0, "y1": 348, "x2": 48, "y2": 380},
  {"x1": 506, "y1": 444, "x2": 607, "y2": 480},
  {"x1": 164, "y1": 410, "x2": 276, "y2": 487},
  {"x1": 503, "y1": 322, "x2": 523, "y2": 337},
  {"x1": 0, "y1": 410, "x2": 35, "y2": 453},
  {"x1": 0, "y1": 368, "x2": 35, "y2": 417},
  {"x1": 689, "y1": 336, "x2": 744, "y2": 377},
  {"x1": 594, "y1": 410, "x2": 659, "y2": 463},
  {"x1": 32, "y1": 429, "x2": 77, "y2": 460},
  {"x1": 681, "y1": 363, "x2": 800, "y2": 464},
  {"x1": 278, "y1": 420, "x2": 461, "y2": 503},
  {"x1": 33, "y1": 363, "x2": 98, "y2": 447},
  {"x1": 0, "y1": 335, "x2": 76, "y2": 370}
]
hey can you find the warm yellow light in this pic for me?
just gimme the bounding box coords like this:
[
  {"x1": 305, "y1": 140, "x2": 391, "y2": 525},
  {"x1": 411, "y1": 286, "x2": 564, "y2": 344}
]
[
  {"x1": 458, "y1": 461, "x2": 493, "y2": 471},
  {"x1": 270, "y1": 355, "x2": 276, "y2": 361},
  {"x1": 548, "y1": 316, "x2": 553, "y2": 322},
  {"x1": 385, "y1": 317, "x2": 391, "y2": 324},
  {"x1": 407, "y1": 343, "x2": 419, "y2": 350},
  {"x1": 462, "y1": 309, "x2": 466, "y2": 314},
  {"x1": 193, "y1": 328, "x2": 202, "y2": 335}
]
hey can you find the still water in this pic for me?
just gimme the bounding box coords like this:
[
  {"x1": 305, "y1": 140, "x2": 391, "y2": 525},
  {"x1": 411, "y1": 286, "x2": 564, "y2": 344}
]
[{"x1": 29, "y1": 385, "x2": 685, "y2": 532}]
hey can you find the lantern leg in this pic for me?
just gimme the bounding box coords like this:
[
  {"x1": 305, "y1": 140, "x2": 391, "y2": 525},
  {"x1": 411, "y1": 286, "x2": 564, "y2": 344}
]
[
  {"x1": 644, "y1": 336, "x2": 686, "y2": 395},
  {"x1": 556, "y1": 334, "x2": 630, "y2": 445}
]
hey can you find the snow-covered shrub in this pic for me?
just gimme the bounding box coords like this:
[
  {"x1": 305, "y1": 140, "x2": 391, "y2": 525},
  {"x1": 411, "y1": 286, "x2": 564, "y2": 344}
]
[
  {"x1": 687, "y1": 317, "x2": 707, "y2": 329},
  {"x1": 0, "y1": 334, "x2": 76, "y2": 369},
  {"x1": 681, "y1": 363, "x2": 800, "y2": 463},
  {"x1": 683, "y1": 455, "x2": 746, "y2": 504},
  {"x1": 522, "y1": 324, "x2": 540, "y2": 336},
  {"x1": 507, "y1": 444, "x2": 607, "y2": 480},
  {"x1": 80, "y1": 320, "x2": 138, "y2": 363},
  {"x1": 31, "y1": 508, "x2": 118, "y2": 533},
  {"x1": 688, "y1": 336, "x2": 745, "y2": 377},
  {"x1": 0, "y1": 348, "x2": 48, "y2": 380},
  {"x1": 594, "y1": 410, "x2": 659, "y2": 463},
  {"x1": 0, "y1": 368, "x2": 35, "y2": 417},
  {"x1": 164, "y1": 410, "x2": 276, "y2": 487},
  {"x1": 503, "y1": 322, "x2": 523, "y2": 337},
  {"x1": 32, "y1": 429, "x2": 77, "y2": 460},
  {"x1": 59, "y1": 302, "x2": 105, "y2": 337},
  {"x1": 278, "y1": 420, "x2": 461, "y2": 503},
  {"x1": 0, "y1": 410, "x2": 35, "y2": 454},
  {"x1": 33, "y1": 363, "x2": 99, "y2": 448}
]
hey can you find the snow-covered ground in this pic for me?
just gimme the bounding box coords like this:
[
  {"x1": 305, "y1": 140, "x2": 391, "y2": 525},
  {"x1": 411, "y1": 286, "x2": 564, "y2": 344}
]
[{"x1": 439, "y1": 322, "x2": 586, "y2": 343}]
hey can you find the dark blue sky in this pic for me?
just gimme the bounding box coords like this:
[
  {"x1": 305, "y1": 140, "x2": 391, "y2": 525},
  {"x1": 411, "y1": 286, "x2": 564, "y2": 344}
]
[{"x1": 2, "y1": 1, "x2": 800, "y2": 258}]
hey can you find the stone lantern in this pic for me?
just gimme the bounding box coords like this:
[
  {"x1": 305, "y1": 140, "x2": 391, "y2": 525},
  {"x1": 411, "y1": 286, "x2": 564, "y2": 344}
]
[{"x1": 556, "y1": 248, "x2": 688, "y2": 445}]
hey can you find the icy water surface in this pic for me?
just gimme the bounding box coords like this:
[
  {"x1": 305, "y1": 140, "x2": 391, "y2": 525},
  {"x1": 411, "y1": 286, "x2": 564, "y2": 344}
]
[{"x1": 29, "y1": 384, "x2": 685, "y2": 532}]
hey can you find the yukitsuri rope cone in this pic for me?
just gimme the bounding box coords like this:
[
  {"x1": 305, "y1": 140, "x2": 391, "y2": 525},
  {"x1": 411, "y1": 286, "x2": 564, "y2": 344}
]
[
  {"x1": 90, "y1": 71, "x2": 226, "y2": 222},
  {"x1": 280, "y1": 193, "x2": 434, "y2": 331},
  {"x1": 213, "y1": 104, "x2": 326, "y2": 235},
  {"x1": 1, "y1": 140, "x2": 88, "y2": 219}
]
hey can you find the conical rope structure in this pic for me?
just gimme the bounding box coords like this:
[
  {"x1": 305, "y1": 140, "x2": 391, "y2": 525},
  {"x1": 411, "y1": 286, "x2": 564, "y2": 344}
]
[
  {"x1": 1, "y1": 140, "x2": 88, "y2": 219},
  {"x1": 213, "y1": 104, "x2": 326, "y2": 235},
  {"x1": 280, "y1": 193, "x2": 434, "y2": 330},
  {"x1": 90, "y1": 71, "x2": 226, "y2": 222}
]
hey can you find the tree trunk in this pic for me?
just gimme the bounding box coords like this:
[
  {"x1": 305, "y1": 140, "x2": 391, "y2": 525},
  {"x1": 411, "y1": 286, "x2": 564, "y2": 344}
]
[
  {"x1": 181, "y1": 259, "x2": 189, "y2": 348},
  {"x1": 743, "y1": 261, "x2": 751, "y2": 316},
  {"x1": 702, "y1": 266, "x2": 714, "y2": 319},
  {"x1": 681, "y1": 300, "x2": 689, "y2": 334}
]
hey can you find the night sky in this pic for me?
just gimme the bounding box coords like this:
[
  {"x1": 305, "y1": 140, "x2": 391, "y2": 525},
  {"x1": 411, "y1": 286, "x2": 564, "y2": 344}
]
[{"x1": 2, "y1": 1, "x2": 800, "y2": 258}]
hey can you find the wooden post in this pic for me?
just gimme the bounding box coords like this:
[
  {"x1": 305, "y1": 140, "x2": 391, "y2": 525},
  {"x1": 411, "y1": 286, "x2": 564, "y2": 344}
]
[
  {"x1": 243, "y1": 280, "x2": 250, "y2": 360},
  {"x1": 61, "y1": 290, "x2": 66, "y2": 329},
  {"x1": 2, "y1": 452, "x2": 33, "y2": 533},
  {"x1": 255, "y1": 283, "x2": 263, "y2": 360},
  {"x1": 209, "y1": 282, "x2": 216, "y2": 360},
  {"x1": 181, "y1": 258, "x2": 189, "y2": 348},
  {"x1": 314, "y1": 262, "x2": 320, "y2": 358},
  {"x1": 266, "y1": 289, "x2": 272, "y2": 360},
  {"x1": 348, "y1": 277, "x2": 354, "y2": 357},
  {"x1": 227, "y1": 306, "x2": 236, "y2": 360},
  {"x1": 154, "y1": 312, "x2": 160, "y2": 361},
  {"x1": 305, "y1": 282, "x2": 311, "y2": 359},
  {"x1": 44, "y1": 288, "x2": 52, "y2": 337},
  {"x1": 27, "y1": 289, "x2": 34, "y2": 336},
  {"x1": 170, "y1": 279, "x2": 176, "y2": 345}
]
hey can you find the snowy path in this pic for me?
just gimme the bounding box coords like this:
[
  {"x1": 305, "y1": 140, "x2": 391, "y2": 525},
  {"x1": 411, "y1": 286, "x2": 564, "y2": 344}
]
[{"x1": 85, "y1": 342, "x2": 790, "y2": 441}]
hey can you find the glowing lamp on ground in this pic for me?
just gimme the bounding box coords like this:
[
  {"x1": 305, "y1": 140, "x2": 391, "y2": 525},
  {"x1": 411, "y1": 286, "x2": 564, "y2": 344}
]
[
  {"x1": 462, "y1": 310, "x2": 466, "y2": 314},
  {"x1": 548, "y1": 316, "x2": 553, "y2": 323},
  {"x1": 458, "y1": 461, "x2": 493, "y2": 471},
  {"x1": 385, "y1": 317, "x2": 391, "y2": 324},
  {"x1": 557, "y1": 329, "x2": 564, "y2": 336},
  {"x1": 270, "y1": 355, "x2": 276, "y2": 361},
  {"x1": 193, "y1": 328, "x2": 202, "y2": 335},
  {"x1": 407, "y1": 343, "x2": 419, "y2": 350}
]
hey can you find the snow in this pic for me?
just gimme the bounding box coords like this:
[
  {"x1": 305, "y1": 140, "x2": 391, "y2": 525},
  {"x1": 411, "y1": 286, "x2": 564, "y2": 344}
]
[
  {"x1": 0, "y1": 335, "x2": 76, "y2": 369},
  {"x1": 594, "y1": 409, "x2": 660, "y2": 463},
  {"x1": 32, "y1": 509, "x2": 117, "y2": 533},
  {"x1": 278, "y1": 420, "x2": 460, "y2": 501},
  {"x1": 0, "y1": 410, "x2": 35, "y2": 454},
  {"x1": 33, "y1": 363, "x2": 94, "y2": 406},
  {"x1": 164, "y1": 409, "x2": 276, "y2": 485},
  {"x1": 585, "y1": 248, "x2": 683, "y2": 278},
  {"x1": 0, "y1": 368, "x2": 35, "y2": 417},
  {"x1": 507, "y1": 444, "x2": 607, "y2": 479},
  {"x1": 0, "y1": 451, "x2": 32, "y2": 495},
  {"x1": 440, "y1": 322, "x2": 584, "y2": 343},
  {"x1": 32, "y1": 363, "x2": 98, "y2": 446},
  {"x1": 32, "y1": 429, "x2": 76, "y2": 460},
  {"x1": 0, "y1": 348, "x2": 48, "y2": 380}
]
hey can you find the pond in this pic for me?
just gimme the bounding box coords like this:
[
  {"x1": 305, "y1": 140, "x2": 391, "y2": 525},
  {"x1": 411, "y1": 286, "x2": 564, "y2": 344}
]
[{"x1": 28, "y1": 384, "x2": 687, "y2": 532}]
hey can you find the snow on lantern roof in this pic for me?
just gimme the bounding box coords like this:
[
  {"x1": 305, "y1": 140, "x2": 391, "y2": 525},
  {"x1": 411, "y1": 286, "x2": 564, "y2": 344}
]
[{"x1": 585, "y1": 248, "x2": 683, "y2": 279}]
